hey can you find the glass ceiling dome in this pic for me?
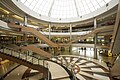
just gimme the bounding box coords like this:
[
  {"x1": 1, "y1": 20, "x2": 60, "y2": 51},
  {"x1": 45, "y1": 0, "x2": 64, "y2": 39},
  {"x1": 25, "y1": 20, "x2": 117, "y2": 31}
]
[{"x1": 20, "y1": 0, "x2": 111, "y2": 21}]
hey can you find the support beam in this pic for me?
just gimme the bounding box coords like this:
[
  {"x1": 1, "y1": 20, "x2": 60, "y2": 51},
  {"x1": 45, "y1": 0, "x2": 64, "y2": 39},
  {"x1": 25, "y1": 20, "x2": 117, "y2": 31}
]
[
  {"x1": 74, "y1": 0, "x2": 79, "y2": 17},
  {"x1": 23, "y1": 33, "x2": 27, "y2": 45},
  {"x1": 24, "y1": 15, "x2": 28, "y2": 26},
  {"x1": 94, "y1": 18, "x2": 97, "y2": 59},
  {"x1": 48, "y1": 0, "x2": 55, "y2": 17},
  {"x1": 48, "y1": 24, "x2": 52, "y2": 54},
  {"x1": 69, "y1": 45, "x2": 72, "y2": 53},
  {"x1": 70, "y1": 24, "x2": 72, "y2": 41},
  {"x1": 49, "y1": 24, "x2": 51, "y2": 40},
  {"x1": 17, "y1": 35, "x2": 21, "y2": 42},
  {"x1": 84, "y1": 48, "x2": 86, "y2": 57}
]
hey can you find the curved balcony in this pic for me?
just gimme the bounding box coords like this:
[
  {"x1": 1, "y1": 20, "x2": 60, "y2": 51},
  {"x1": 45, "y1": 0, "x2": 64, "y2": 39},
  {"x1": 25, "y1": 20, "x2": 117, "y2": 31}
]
[{"x1": 41, "y1": 30, "x2": 91, "y2": 36}]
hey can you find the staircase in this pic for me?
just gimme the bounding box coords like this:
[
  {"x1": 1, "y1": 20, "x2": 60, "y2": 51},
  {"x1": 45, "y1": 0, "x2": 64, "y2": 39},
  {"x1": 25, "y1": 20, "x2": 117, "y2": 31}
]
[
  {"x1": 68, "y1": 25, "x2": 114, "y2": 44},
  {"x1": 0, "y1": 45, "x2": 74, "y2": 80},
  {"x1": 8, "y1": 23, "x2": 58, "y2": 47},
  {"x1": 22, "y1": 44, "x2": 52, "y2": 58},
  {"x1": 0, "y1": 46, "x2": 50, "y2": 79}
]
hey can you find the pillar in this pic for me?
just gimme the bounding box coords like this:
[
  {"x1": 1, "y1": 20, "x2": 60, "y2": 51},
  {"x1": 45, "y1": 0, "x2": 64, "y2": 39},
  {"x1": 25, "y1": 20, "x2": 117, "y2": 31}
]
[
  {"x1": 24, "y1": 15, "x2": 28, "y2": 26},
  {"x1": 104, "y1": 35, "x2": 111, "y2": 46},
  {"x1": 54, "y1": 47, "x2": 57, "y2": 56},
  {"x1": 48, "y1": 24, "x2": 51, "y2": 40},
  {"x1": 23, "y1": 33, "x2": 27, "y2": 45},
  {"x1": 32, "y1": 36, "x2": 35, "y2": 43},
  {"x1": 69, "y1": 45, "x2": 72, "y2": 53},
  {"x1": 48, "y1": 24, "x2": 52, "y2": 53},
  {"x1": 70, "y1": 24, "x2": 72, "y2": 41},
  {"x1": 94, "y1": 18, "x2": 97, "y2": 59},
  {"x1": 84, "y1": 48, "x2": 86, "y2": 57},
  {"x1": 17, "y1": 35, "x2": 21, "y2": 42},
  {"x1": 23, "y1": 15, "x2": 28, "y2": 45}
]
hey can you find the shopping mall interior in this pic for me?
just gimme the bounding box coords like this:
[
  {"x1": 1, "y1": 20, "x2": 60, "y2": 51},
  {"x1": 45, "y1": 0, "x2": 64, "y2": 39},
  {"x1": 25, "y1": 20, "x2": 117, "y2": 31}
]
[{"x1": 0, "y1": 0, "x2": 120, "y2": 80}]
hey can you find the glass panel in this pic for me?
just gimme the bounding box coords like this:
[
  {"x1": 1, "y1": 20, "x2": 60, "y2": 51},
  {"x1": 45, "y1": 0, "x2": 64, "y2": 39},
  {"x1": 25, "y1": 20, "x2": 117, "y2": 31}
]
[
  {"x1": 99, "y1": 1, "x2": 106, "y2": 7},
  {"x1": 20, "y1": 0, "x2": 112, "y2": 19},
  {"x1": 104, "y1": 0, "x2": 111, "y2": 3},
  {"x1": 20, "y1": 0, "x2": 26, "y2": 3}
]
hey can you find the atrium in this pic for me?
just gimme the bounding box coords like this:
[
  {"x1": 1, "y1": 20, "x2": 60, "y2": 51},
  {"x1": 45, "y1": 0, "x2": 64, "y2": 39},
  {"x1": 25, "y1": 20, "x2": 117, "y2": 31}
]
[{"x1": 0, "y1": 0, "x2": 120, "y2": 80}]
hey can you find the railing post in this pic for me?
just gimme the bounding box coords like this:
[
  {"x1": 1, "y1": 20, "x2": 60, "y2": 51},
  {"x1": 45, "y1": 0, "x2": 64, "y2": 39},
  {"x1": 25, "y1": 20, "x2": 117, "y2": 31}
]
[
  {"x1": 43, "y1": 60, "x2": 45, "y2": 67},
  {"x1": 71, "y1": 67, "x2": 76, "y2": 80},
  {"x1": 3, "y1": 48, "x2": 4, "y2": 53},
  {"x1": 27, "y1": 51, "x2": 29, "y2": 56},
  {"x1": 11, "y1": 50, "x2": 12, "y2": 55},
  {"x1": 26, "y1": 52, "x2": 27, "y2": 60},
  {"x1": 47, "y1": 69, "x2": 49, "y2": 80},
  {"x1": 32, "y1": 56, "x2": 33, "y2": 63},
  {"x1": 46, "y1": 62, "x2": 49, "y2": 80},
  {"x1": 19, "y1": 51, "x2": 20, "y2": 58},
  {"x1": 38, "y1": 59, "x2": 39, "y2": 65}
]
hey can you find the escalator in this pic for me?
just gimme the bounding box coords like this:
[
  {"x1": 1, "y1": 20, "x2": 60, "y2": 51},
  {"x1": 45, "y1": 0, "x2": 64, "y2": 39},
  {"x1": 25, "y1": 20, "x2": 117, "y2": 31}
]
[
  {"x1": 68, "y1": 25, "x2": 114, "y2": 44},
  {"x1": 8, "y1": 23, "x2": 58, "y2": 47}
]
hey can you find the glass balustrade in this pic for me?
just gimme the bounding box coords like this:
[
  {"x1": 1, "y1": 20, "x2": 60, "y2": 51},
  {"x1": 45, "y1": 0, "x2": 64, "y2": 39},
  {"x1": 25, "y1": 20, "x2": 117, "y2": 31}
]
[
  {"x1": 42, "y1": 29, "x2": 93, "y2": 33},
  {"x1": 0, "y1": 46, "x2": 49, "y2": 68},
  {"x1": 0, "y1": 45, "x2": 77, "y2": 80}
]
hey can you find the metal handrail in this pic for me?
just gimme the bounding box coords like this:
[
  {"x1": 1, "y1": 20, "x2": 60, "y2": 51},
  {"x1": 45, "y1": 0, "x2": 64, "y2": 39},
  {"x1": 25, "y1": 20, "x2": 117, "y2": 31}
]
[{"x1": 0, "y1": 46, "x2": 49, "y2": 68}]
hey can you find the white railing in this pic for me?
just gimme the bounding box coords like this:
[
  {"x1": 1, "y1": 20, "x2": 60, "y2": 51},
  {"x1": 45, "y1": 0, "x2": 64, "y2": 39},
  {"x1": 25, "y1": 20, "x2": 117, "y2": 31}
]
[{"x1": 40, "y1": 31, "x2": 91, "y2": 36}]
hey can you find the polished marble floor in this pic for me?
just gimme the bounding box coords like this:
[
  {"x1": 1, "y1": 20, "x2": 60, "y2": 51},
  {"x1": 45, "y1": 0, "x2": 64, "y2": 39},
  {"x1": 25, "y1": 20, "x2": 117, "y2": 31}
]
[
  {"x1": 0, "y1": 47, "x2": 117, "y2": 80},
  {"x1": 52, "y1": 55, "x2": 110, "y2": 80}
]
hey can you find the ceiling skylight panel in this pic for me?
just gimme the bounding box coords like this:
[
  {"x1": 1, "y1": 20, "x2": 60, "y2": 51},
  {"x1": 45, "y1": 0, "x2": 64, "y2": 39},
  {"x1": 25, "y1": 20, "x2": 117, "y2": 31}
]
[
  {"x1": 20, "y1": 0, "x2": 112, "y2": 19},
  {"x1": 24, "y1": 1, "x2": 30, "y2": 7},
  {"x1": 29, "y1": 0, "x2": 38, "y2": 10},
  {"x1": 75, "y1": 0, "x2": 82, "y2": 16},
  {"x1": 91, "y1": 0, "x2": 100, "y2": 6},
  {"x1": 83, "y1": 0, "x2": 91, "y2": 12},
  {"x1": 99, "y1": 1, "x2": 106, "y2": 7},
  {"x1": 88, "y1": 3, "x2": 95, "y2": 12},
  {"x1": 21, "y1": 0, "x2": 26, "y2": 3},
  {"x1": 96, "y1": 0, "x2": 103, "y2": 2},
  {"x1": 27, "y1": 0, "x2": 33, "y2": 3},
  {"x1": 104, "y1": 0, "x2": 111, "y2": 3}
]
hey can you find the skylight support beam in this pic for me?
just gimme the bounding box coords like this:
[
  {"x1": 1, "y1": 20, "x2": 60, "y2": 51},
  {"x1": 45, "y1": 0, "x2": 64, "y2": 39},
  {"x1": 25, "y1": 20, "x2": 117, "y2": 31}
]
[
  {"x1": 23, "y1": 0, "x2": 27, "y2": 3},
  {"x1": 20, "y1": 0, "x2": 112, "y2": 20},
  {"x1": 89, "y1": 0, "x2": 96, "y2": 10},
  {"x1": 48, "y1": 0, "x2": 55, "y2": 17},
  {"x1": 84, "y1": 0, "x2": 92, "y2": 12},
  {"x1": 74, "y1": 0, "x2": 79, "y2": 17}
]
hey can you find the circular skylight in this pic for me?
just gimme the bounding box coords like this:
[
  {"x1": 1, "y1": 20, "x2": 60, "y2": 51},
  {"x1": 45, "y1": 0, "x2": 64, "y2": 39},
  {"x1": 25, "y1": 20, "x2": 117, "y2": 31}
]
[{"x1": 20, "y1": 0, "x2": 111, "y2": 19}]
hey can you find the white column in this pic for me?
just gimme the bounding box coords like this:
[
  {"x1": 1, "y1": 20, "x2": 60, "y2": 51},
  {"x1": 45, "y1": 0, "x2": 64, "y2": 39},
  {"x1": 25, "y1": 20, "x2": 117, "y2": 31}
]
[
  {"x1": 49, "y1": 24, "x2": 51, "y2": 40},
  {"x1": 69, "y1": 24, "x2": 72, "y2": 53},
  {"x1": 70, "y1": 24, "x2": 72, "y2": 41},
  {"x1": 23, "y1": 33, "x2": 27, "y2": 45},
  {"x1": 24, "y1": 15, "x2": 28, "y2": 26},
  {"x1": 94, "y1": 18, "x2": 97, "y2": 59}
]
